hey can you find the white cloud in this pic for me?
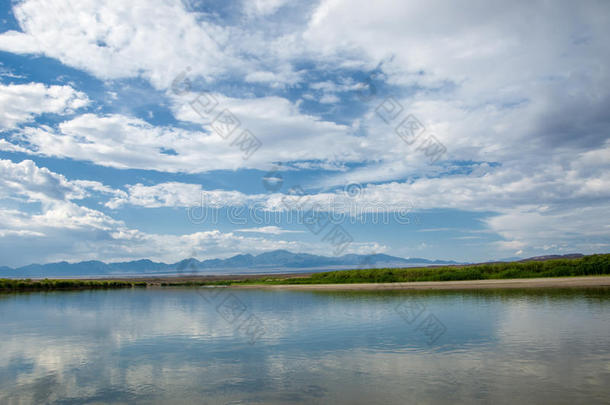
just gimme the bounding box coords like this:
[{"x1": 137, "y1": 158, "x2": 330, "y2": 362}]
[
  {"x1": 303, "y1": 0, "x2": 609, "y2": 90},
  {"x1": 0, "y1": 0, "x2": 608, "y2": 263},
  {"x1": 286, "y1": 0, "x2": 610, "y2": 197},
  {"x1": 0, "y1": 82, "x2": 88, "y2": 129},
  {"x1": 0, "y1": 62, "x2": 25, "y2": 79},
  {"x1": 243, "y1": 0, "x2": 289, "y2": 17},
  {"x1": 104, "y1": 138, "x2": 610, "y2": 256},
  {"x1": 319, "y1": 93, "x2": 340, "y2": 104},
  {"x1": 2, "y1": 95, "x2": 368, "y2": 172},
  {"x1": 105, "y1": 182, "x2": 250, "y2": 209},
  {"x1": 235, "y1": 226, "x2": 304, "y2": 234},
  {"x1": 3, "y1": 0, "x2": 607, "y2": 180},
  {"x1": 244, "y1": 69, "x2": 302, "y2": 87},
  {"x1": 0, "y1": 0, "x2": 238, "y2": 90},
  {"x1": 0, "y1": 0, "x2": 307, "y2": 91},
  {"x1": 104, "y1": 138, "x2": 609, "y2": 213},
  {"x1": 0, "y1": 159, "x2": 113, "y2": 203},
  {"x1": 487, "y1": 205, "x2": 610, "y2": 254},
  {"x1": 0, "y1": 159, "x2": 383, "y2": 266}
]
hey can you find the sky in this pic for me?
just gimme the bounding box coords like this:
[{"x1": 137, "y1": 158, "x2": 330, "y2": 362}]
[{"x1": 0, "y1": 0, "x2": 608, "y2": 267}]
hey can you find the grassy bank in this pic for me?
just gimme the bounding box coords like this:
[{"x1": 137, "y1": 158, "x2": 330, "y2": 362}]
[
  {"x1": 0, "y1": 278, "x2": 147, "y2": 292},
  {"x1": 237, "y1": 254, "x2": 610, "y2": 285}
]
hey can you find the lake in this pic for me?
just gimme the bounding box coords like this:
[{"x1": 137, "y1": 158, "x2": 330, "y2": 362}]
[{"x1": 1, "y1": 287, "x2": 609, "y2": 404}]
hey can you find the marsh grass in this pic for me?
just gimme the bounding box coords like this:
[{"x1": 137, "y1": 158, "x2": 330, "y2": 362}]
[
  {"x1": 235, "y1": 254, "x2": 610, "y2": 285},
  {"x1": 0, "y1": 278, "x2": 147, "y2": 292}
]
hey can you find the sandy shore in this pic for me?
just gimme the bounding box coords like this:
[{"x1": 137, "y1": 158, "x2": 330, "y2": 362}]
[{"x1": 233, "y1": 276, "x2": 610, "y2": 291}]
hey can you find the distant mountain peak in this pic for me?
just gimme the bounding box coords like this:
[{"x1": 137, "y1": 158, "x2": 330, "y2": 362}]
[{"x1": 1, "y1": 250, "x2": 463, "y2": 278}]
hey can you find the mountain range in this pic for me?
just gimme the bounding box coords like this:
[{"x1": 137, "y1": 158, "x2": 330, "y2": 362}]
[{"x1": 0, "y1": 250, "x2": 462, "y2": 278}]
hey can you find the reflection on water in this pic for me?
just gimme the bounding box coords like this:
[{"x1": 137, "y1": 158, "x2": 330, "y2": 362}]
[{"x1": 1, "y1": 288, "x2": 609, "y2": 404}]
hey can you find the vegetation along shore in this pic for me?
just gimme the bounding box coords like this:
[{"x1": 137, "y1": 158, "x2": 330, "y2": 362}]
[{"x1": 1, "y1": 254, "x2": 608, "y2": 292}]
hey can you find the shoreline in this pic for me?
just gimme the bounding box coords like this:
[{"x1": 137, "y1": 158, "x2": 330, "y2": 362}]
[
  {"x1": 231, "y1": 276, "x2": 610, "y2": 291},
  {"x1": 3, "y1": 275, "x2": 610, "y2": 293}
]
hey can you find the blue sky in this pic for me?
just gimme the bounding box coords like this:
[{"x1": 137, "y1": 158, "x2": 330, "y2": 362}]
[{"x1": 0, "y1": 0, "x2": 608, "y2": 267}]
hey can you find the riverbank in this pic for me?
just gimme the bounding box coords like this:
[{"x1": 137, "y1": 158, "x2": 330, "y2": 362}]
[
  {"x1": 0, "y1": 279, "x2": 147, "y2": 292},
  {"x1": 232, "y1": 276, "x2": 610, "y2": 290}
]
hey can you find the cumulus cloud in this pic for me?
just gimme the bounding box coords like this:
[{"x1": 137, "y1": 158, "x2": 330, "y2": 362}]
[
  {"x1": 105, "y1": 182, "x2": 250, "y2": 209},
  {"x1": 0, "y1": 0, "x2": 308, "y2": 91},
  {"x1": 0, "y1": 82, "x2": 89, "y2": 129},
  {"x1": 0, "y1": 0, "x2": 608, "y2": 262},
  {"x1": 0, "y1": 159, "x2": 382, "y2": 266},
  {"x1": 104, "y1": 138, "x2": 610, "y2": 255},
  {"x1": 106, "y1": 140, "x2": 610, "y2": 211},
  {"x1": 303, "y1": 0, "x2": 609, "y2": 158},
  {"x1": 1, "y1": 95, "x2": 368, "y2": 172},
  {"x1": 0, "y1": 0, "x2": 236, "y2": 89},
  {"x1": 5, "y1": 0, "x2": 607, "y2": 179},
  {"x1": 0, "y1": 159, "x2": 115, "y2": 203},
  {"x1": 243, "y1": 0, "x2": 290, "y2": 17},
  {"x1": 235, "y1": 226, "x2": 304, "y2": 234}
]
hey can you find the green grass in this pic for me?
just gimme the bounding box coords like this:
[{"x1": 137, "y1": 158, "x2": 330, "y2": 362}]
[
  {"x1": 0, "y1": 278, "x2": 147, "y2": 292},
  {"x1": 233, "y1": 254, "x2": 610, "y2": 285}
]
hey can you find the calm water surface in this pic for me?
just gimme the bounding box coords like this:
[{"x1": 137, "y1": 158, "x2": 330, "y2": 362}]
[{"x1": 1, "y1": 287, "x2": 609, "y2": 404}]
